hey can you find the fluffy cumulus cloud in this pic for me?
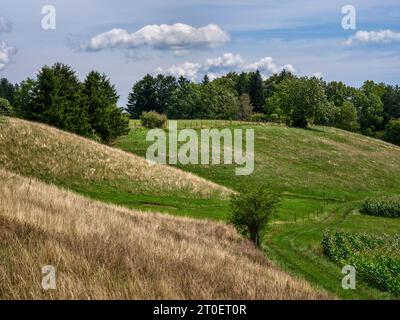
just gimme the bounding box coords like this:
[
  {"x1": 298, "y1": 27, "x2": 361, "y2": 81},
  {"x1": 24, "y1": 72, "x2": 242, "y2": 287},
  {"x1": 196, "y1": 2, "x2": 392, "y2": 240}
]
[
  {"x1": 82, "y1": 23, "x2": 230, "y2": 55},
  {"x1": 346, "y1": 29, "x2": 400, "y2": 45},
  {"x1": 0, "y1": 41, "x2": 17, "y2": 71},
  {"x1": 156, "y1": 53, "x2": 296, "y2": 81},
  {"x1": 155, "y1": 62, "x2": 202, "y2": 80}
]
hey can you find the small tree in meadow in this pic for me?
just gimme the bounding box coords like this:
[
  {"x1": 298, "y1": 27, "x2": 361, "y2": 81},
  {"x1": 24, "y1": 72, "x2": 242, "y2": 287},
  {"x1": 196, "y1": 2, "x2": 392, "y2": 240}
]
[{"x1": 229, "y1": 187, "x2": 280, "y2": 247}]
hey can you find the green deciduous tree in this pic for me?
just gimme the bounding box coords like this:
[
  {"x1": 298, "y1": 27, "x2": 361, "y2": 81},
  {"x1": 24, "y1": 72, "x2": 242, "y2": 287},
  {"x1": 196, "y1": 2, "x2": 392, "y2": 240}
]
[
  {"x1": 334, "y1": 100, "x2": 359, "y2": 132},
  {"x1": 0, "y1": 97, "x2": 13, "y2": 116},
  {"x1": 384, "y1": 119, "x2": 400, "y2": 146},
  {"x1": 126, "y1": 74, "x2": 177, "y2": 118},
  {"x1": 229, "y1": 187, "x2": 280, "y2": 247},
  {"x1": 167, "y1": 82, "x2": 203, "y2": 119},
  {"x1": 271, "y1": 76, "x2": 330, "y2": 128}
]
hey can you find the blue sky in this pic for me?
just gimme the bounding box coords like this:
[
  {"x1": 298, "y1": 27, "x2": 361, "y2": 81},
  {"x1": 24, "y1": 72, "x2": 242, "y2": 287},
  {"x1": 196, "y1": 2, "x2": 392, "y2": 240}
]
[{"x1": 0, "y1": 0, "x2": 399, "y2": 105}]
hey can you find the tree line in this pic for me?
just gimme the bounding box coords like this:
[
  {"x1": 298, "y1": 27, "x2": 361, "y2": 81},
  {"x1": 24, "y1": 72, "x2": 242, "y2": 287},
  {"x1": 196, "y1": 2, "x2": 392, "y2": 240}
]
[
  {"x1": 1, "y1": 64, "x2": 399, "y2": 146},
  {"x1": 126, "y1": 70, "x2": 400, "y2": 145},
  {"x1": 0, "y1": 63, "x2": 129, "y2": 143}
]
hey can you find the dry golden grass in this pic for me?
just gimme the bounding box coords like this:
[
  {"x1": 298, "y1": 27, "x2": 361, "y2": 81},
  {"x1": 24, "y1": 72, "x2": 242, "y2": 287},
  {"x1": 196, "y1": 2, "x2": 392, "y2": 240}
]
[
  {"x1": 0, "y1": 169, "x2": 329, "y2": 300},
  {"x1": 0, "y1": 118, "x2": 231, "y2": 199}
]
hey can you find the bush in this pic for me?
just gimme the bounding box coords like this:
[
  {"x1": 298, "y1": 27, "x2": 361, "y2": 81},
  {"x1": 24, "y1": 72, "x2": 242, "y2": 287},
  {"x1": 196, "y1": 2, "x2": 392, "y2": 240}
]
[
  {"x1": 229, "y1": 187, "x2": 280, "y2": 247},
  {"x1": 0, "y1": 97, "x2": 13, "y2": 116},
  {"x1": 361, "y1": 196, "x2": 400, "y2": 218},
  {"x1": 322, "y1": 231, "x2": 400, "y2": 295},
  {"x1": 140, "y1": 111, "x2": 167, "y2": 129},
  {"x1": 384, "y1": 119, "x2": 400, "y2": 146},
  {"x1": 249, "y1": 113, "x2": 268, "y2": 123}
]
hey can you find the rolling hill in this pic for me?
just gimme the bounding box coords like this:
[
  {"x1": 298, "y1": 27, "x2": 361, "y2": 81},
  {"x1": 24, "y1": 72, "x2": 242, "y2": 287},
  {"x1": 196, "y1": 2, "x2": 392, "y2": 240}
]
[
  {"x1": 0, "y1": 118, "x2": 231, "y2": 218},
  {"x1": 114, "y1": 120, "x2": 400, "y2": 299},
  {"x1": 0, "y1": 168, "x2": 327, "y2": 299}
]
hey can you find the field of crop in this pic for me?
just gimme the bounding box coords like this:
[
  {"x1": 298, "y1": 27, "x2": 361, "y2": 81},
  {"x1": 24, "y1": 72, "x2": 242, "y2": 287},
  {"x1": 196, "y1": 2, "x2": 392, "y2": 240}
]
[
  {"x1": 323, "y1": 231, "x2": 400, "y2": 295},
  {"x1": 114, "y1": 119, "x2": 400, "y2": 299}
]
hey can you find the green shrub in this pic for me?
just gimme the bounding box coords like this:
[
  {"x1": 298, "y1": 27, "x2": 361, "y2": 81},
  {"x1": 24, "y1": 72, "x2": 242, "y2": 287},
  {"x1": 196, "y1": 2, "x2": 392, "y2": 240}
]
[
  {"x1": 361, "y1": 196, "x2": 400, "y2": 218},
  {"x1": 322, "y1": 231, "x2": 400, "y2": 295},
  {"x1": 0, "y1": 97, "x2": 13, "y2": 116},
  {"x1": 140, "y1": 111, "x2": 167, "y2": 129},
  {"x1": 229, "y1": 186, "x2": 280, "y2": 247},
  {"x1": 249, "y1": 113, "x2": 268, "y2": 123},
  {"x1": 384, "y1": 119, "x2": 400, "y2": 146}
]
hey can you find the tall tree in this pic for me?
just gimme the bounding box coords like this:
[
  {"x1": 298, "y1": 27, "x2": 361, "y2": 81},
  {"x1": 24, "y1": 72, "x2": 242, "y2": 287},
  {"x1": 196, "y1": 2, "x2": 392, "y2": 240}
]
[
  {"x1": 22, "y1": 63, "x2": 90, "y2": 136},
  {"x1": 126, "y1": 74, "x2": 177, "y2": 118},
  {"x1": 0, "y1": 78, "x2": 16, "y2": 106},
  {"x1": 272, "y1": 76, "x2": 330, "y2": 128},
  {"x1": 83, "y1": 71, "x2": 129, "y2": 142},
  {"x1": 248, "y1": 70, "x2": 265, "y2": 112}
]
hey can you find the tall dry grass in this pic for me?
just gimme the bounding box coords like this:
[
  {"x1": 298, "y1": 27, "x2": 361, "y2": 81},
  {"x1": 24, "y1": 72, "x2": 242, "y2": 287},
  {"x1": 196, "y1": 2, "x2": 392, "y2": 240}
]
[
  {"x1": 0, "y1": 118, "x2": 231, "y2": 199},
  {"x1": 0, "y1": 169, "x2": 329, "y2": 299}
]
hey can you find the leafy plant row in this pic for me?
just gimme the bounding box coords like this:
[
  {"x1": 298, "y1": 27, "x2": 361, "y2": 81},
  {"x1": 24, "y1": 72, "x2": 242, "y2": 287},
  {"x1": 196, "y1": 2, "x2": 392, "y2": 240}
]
[
  {"x1": 322, "y1": 231, "x2": 400, "y2": 295},
  {"x1": 361, "y1": 195, "x2": 400, "y2": 218}
]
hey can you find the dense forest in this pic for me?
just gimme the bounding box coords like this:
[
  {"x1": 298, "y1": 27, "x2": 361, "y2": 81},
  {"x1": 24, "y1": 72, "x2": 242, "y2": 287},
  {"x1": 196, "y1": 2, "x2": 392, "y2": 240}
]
[{"x1": 1, "y1": 63, "x2": 399, "y2": 145}]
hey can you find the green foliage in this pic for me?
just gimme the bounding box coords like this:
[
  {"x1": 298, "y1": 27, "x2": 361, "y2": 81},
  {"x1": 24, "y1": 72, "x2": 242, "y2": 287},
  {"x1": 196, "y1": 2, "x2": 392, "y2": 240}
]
[
  {"x1": 0, "y1": 78, "x2": 16, "y2": 106},
  {"x1": 18, "y1": 63, "x2": 90, "y2": 136},
  {"x1": 126, "y1": 74, "x2": 178, "y2": 118},
  {"x1": 200, "y1": 81, "x2": 238, "y2": 119},
  {"x1": 229, "y1": 187, "x2": 280, "y2": 247},
  {"x1": 140, "y1": 111, "x2": 167, "y2": 128},
  {"x1": 249, "y1": 113, "x2": 268, "y2": 123},
  {"x1": 381, "y1": 85, "x2": 400, "y2": 124},
  {"x1": 14, "y1": 65, "x2": 128, "y2": 143},
  {"x1": 325, "y1": 81, "x2": 355, "y2": 107},
  {"x1": 334, "y1": 101, "x2": 360, "y2": 132},
  {"x1": 167, "y1": 82, "x2": 203, "y2": 119},
  {"x1": 83, "y1": 71, "x2": 129, "y2": 143},
  {"x1": 384, "y1": 119, "x2": 400, "y2": 146},
  {"x1": 361, "y1": 196, "x2": 400, "y2": 218},
  {"x1": 353, "y1": 85, "x2": 384, "y2": 135},
  {"x1": 322, "y1": 231, "x2": 400, "y2": 295},
  {"x1": 0, "y1": 97, "x2": 13, "y2": 116},
  {"x1": 271, "y1": 76, "x2": 329, "y2": 128},
  {"x1": 248, "y1": 70, "x2": 266, "y2": 112}
]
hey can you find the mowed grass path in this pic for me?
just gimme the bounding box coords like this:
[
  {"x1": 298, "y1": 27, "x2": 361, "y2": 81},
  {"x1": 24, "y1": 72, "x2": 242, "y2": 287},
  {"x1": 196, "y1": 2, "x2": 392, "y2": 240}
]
[{"x1": 115, "y1": 120, "x2": 400, "y2": 299}]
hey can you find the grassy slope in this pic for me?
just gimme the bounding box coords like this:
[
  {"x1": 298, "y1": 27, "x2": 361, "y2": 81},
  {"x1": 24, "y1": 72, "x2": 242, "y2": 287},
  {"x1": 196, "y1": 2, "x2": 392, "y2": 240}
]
[
  {"x1": 0, "y1": 118, "x2": 231, "y2": 219},
  {"x1": 115, "y1": 120, "x2": 400, "y2": 299},
  {"x1": 0, "y1": 169, "x2": 329, "y2": 299}
]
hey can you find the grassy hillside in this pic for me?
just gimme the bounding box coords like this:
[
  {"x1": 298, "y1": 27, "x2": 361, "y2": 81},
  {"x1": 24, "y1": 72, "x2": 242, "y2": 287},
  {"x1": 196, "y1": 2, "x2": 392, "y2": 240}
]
[
  {"x1": 0, "y1": 169, "x2": 328, "y2": 299},
  {"x1": 115, "y1": 120, "x2": 400, "y2": 299},
  {"x1": 117, "y1": 120, "x2": 400, "y2": 201},
  {"x1": 0, "y1": 118, "x2": 231, "y2": 219}
]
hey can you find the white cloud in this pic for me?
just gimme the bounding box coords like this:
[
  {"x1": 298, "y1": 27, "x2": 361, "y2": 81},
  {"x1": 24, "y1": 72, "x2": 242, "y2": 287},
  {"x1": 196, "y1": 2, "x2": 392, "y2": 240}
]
[
  {"x1": 156, "y1": 53, "x2": 296, "y2": 81},
  {"x1": 0, "y1": 41, "x2": 17, "y2": 71},
  {"x1": 0, "y1": 16, "x2": 12, "y2": 33},
  {"x1": 83, "y1": 23, "x2": 230, "y2": 54},
  {"x1": 206, "y1": 53, "x2": 245, "y2": 71},
  {"x1": 345, "y1": 29, "x2": 400, "y2": 45},
  {"x1": 156, "y1": 62, "x2": 202, "y2": 81},
  {"x1": 243, "y1": 57, "x2": 297, "y2": 75}
]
